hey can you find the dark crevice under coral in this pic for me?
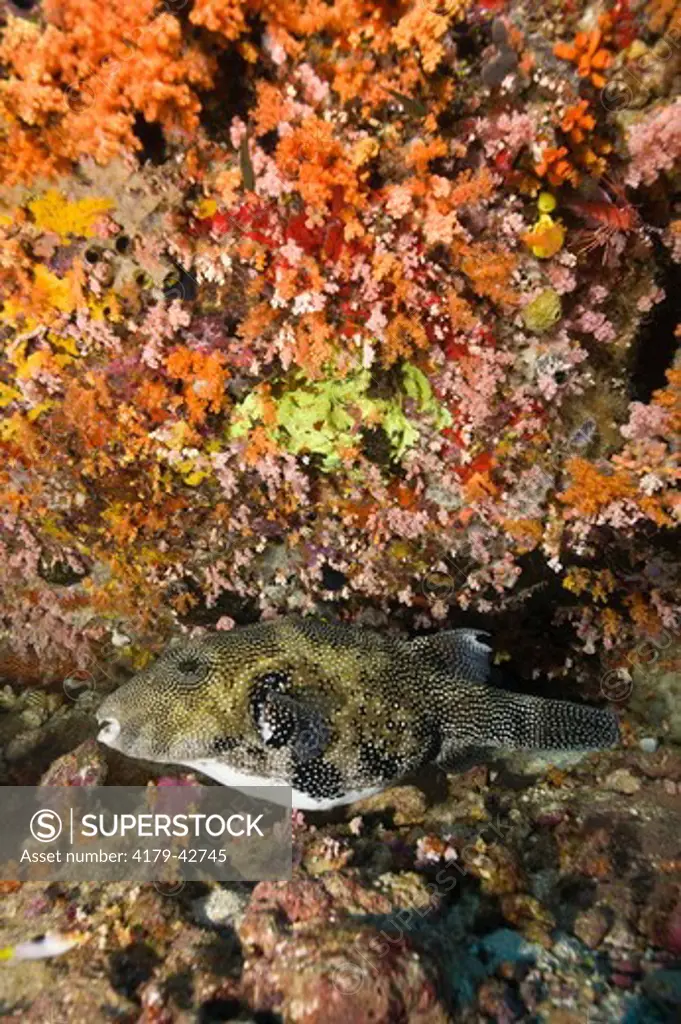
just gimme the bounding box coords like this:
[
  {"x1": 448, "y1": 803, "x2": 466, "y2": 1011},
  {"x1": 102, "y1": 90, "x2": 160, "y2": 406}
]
[
  {"x1": 168, "y1": 575, "x2": 261, "y2": 627},
  {"x1": 163, "y1": 263, "x2": 199, "y2": 302},
  {"x1": 132, "y1": 114, "x2": 168, "y2": 166},
  {"x1": 197, "y1": 39, "x2": 253, "y2": 141},
  {"x1": 630, "y1": 234, "x2": 681, "y2": 401}
]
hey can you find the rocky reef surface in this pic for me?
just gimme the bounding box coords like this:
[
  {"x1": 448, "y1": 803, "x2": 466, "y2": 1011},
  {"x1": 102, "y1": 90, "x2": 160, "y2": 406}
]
[{"x1": 1, "y1": 723, "x2": 681, "y2": 1022}]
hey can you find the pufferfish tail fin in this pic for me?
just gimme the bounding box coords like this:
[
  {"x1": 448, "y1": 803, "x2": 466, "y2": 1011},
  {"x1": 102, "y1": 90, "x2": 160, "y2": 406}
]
[
  {"x1": 450, "y1": 685, "x2": 620, "y2": 755},
  {"x1": 497, "y1": 689, "x2": 621, "y2": 751},
  {"x1": 409, "y1": 628, "x2": 493, "y2": 684}
]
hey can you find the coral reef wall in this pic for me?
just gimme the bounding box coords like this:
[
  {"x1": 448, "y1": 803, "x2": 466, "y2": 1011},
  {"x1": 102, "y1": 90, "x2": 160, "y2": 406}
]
[{"x1": 0, "y1": 0, "x2": 679, "y2": 692}]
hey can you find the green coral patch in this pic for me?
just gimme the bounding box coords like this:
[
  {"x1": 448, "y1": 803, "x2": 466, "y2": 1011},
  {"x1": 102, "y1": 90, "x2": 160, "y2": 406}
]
[{"x1": 229, "y1": 364, "x2": 451, "y2": 469}]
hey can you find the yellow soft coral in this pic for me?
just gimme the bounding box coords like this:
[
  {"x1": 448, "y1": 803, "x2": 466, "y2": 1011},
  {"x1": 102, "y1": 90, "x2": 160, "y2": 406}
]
[
  {"x1": 28, "y1": 190, "x2": 114, "y2": 239},
  {"x1": 1, "y1": 265, "x2": 83, "y2": 327},
  {"x1": 563, "y1": 567, "x2": 617, "y2": 602}
]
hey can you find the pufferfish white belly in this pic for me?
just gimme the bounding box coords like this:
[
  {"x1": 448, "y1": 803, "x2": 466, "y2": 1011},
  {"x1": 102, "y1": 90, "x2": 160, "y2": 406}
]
[{"x1": 184, "y1": 759, "x2": 383, "y2": 810}]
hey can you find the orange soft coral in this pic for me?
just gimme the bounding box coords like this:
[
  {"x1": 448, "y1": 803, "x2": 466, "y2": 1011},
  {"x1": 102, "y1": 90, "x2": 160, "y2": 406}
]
[
  {"x1": 0, "y1": 1, "x2": 214, "y2": 182},
  {"x1": 559, "y1": 458, "x2": 635, "y2": 518},
  {"x1": 392, "y1": 0, "x2": 469, "y2": 74},
  {"x1": 456, "y1": 242, "x2": 519, "y2": 308},
  {"x1": 62, "y1": 372, "x2": 116, "y2": 450},
  {"x1": 166, "y1": 346, "x2": 229, "y2": 425},
  {"x1": 191, "y1": 0, "x2": 385, "y2": 53},
  {"x1": 560, "y1": 100, "x2": 596, "y2": 145},
  {"x1": 405, "y1": 137, "x2": 449, "y2": 177},
  {"x1": 291, "y1": 312, "x2": 336, "y2": 377},
  {"x1": 276, "y1": 116, "x2": 365, "y2": 212},
  {"x1": 253, "y1": 81, "x2": 295, "y2": 135},
  {"x1": 554, "y1": 25, "x2": 613, "y2": 89},
  {"x1": 534, "y1": 145, "x2": 580, "y2": 187},
  {"x1": 646, "y1": 0, "x2": 681, "y2": 33},
  {"x1": 189, "y1": 0, "x2": 249, "y2": 39},
  {"x1": 384, "y1": 314, "x2": 429, "y2": 364}
]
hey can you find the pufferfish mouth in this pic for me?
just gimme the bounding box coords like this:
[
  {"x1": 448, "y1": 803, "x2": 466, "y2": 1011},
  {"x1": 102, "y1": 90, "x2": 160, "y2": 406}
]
[
  {"x1": 96, "y1": 715, "x2": 122, "y2": 749},
  {"x1": 95, "y1": 706, "x2": 192, "y2": 762}
]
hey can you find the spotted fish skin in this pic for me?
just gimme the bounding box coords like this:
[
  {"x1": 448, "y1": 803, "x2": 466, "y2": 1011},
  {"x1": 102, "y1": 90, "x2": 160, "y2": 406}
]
[{"x1": 96, "y1": 616, "x2": 620, "y2": 810}]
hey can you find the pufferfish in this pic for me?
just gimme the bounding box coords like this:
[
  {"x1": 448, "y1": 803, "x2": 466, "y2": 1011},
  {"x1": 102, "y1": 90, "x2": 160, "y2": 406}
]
[{"x1": 96, "y1": 616, "x2": 619, "y2": 811}]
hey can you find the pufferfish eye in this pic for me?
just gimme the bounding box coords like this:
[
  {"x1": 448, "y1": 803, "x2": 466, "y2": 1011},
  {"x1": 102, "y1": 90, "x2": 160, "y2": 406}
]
[
  {"x1": 177, "y1": 656, "x2": 201, "y2": 674},
  {"x1": 172, "y1": 652, "x2": 210, "y2": 687}
]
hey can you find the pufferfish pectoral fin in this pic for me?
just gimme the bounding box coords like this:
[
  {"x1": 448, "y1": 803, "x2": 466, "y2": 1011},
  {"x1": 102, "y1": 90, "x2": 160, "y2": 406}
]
[
  {"x1": 409, "y1": 628, "x2": 493, "y2": 684},
  {"x1": 255, "y1": 688, "x2": 330, "y2": 761}
]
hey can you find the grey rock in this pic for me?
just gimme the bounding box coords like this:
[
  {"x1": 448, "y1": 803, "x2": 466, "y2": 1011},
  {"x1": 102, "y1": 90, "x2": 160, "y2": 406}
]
[
  {"x1": 604, "y1": 769, "x2": 641, "y2": 795},
  {"x1": 503, "y1": 750, "x2": 588, "y2": 774},
  {"x1": 192, "y1": 885, "x2": 251, "y2": 930},
  {"x1": 630, "y1": 651, "x2": 681, "y2": 743}
]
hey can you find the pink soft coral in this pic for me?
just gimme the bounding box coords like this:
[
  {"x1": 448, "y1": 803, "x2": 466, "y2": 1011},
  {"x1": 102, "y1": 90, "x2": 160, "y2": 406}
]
[{"x1": 626, "y1": 98, "x2": 681, "y2": 188}]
